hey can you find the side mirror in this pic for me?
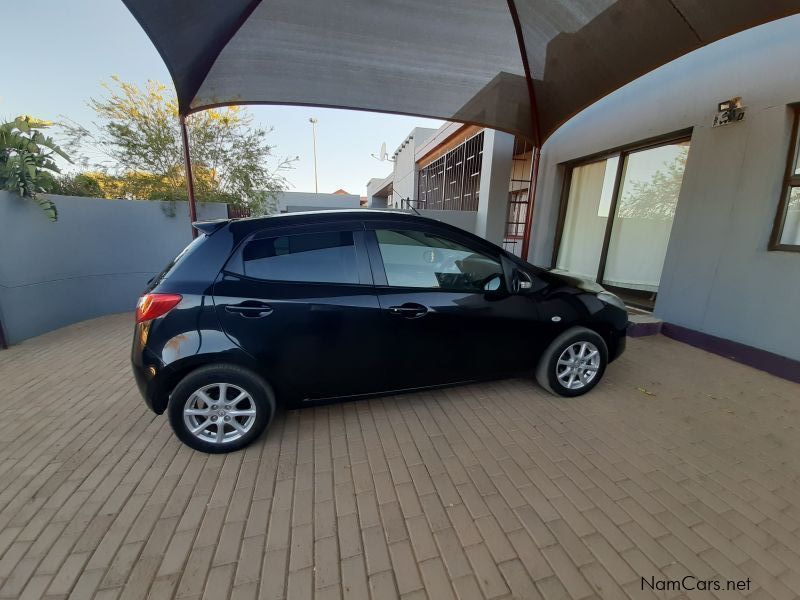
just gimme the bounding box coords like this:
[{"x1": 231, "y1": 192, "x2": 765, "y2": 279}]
[
  {"x1": 509, "y1": 269, "x2": 533, "y2": 294},
  {"x1": 501, "y1": 255, "x2": 533, "y2": 294}
]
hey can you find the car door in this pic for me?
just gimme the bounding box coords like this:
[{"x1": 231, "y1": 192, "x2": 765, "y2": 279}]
[
  {"x1": 364, "y1": 220, "x2": 545, "y2": 391},
  {"x1": 213, "y1": 220, "x2": 386, "y2": 402}
]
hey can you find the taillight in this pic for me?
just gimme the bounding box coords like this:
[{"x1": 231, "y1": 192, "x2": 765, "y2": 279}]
[{"x1": 135, "y1": 293, "x2": 182, "y2": 324}]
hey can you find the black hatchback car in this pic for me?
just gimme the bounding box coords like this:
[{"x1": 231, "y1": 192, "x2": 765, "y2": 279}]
[{"x1": 132, "y1": 210, "x2": 627, "y2": 452}]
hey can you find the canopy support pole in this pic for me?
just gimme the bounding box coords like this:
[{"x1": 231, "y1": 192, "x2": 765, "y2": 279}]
[
  {"x1": 506, "y1": 0, "x2": 541, "y2": 261},
  {"x1": 180, "y1": 114, "x2": 198, "y2": 238}
]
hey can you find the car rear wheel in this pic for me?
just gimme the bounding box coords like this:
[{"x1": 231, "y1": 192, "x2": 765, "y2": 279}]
[
  {"x1": 168, "y1": 364, "x2": 275, "y2": 453},
  {"x1": 536, "y1": 327, "x2": 608, "y2": 397}
]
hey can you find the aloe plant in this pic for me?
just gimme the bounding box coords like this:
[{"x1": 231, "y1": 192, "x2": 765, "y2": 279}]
[{"x1": 0, "y1": 116, "x2": 70, "y2": 221}]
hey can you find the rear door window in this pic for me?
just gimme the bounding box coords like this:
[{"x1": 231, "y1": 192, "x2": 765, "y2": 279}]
[{"x1": 231, "y1": 230, "x2": 359, "y2": 284}]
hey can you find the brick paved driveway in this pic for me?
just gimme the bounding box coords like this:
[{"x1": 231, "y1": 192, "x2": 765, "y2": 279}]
[{"x1": 1, "y1": 313, "x2": 800, "y2": 600}]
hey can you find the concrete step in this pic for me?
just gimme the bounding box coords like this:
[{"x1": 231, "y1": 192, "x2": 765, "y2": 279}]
[{"x1": 627, "y1": 312, "x2": 663, "y2": 337}]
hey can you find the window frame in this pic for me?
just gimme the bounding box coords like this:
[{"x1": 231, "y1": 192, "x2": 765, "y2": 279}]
[
  {"x1": 551, "y1": 129, "x2": 693, "y2": 279},
  {"x1": 364, "y1": 221, "x2": 506, "y2": 293},
  {"x1": 769, "y1": 106, "x2": 800, "y2": 252},
  {"x1": 223, "y1": 221, "x2": 373, "y2": 286}
]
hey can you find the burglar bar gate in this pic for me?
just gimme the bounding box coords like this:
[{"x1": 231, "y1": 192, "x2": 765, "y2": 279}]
[
  {"x1": 417, "y1": 131, "x2": 484, "y2": 211},
  {"x1": 503, "y1": 137, "x2": 535, "y2": 257}
]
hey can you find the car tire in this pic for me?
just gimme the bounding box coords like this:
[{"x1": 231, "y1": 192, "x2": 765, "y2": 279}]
[
  {"x1": 168, "y1": 364, "x2": 275, "y2": 453},
  {"x1": 535, "y1": 326, "x2": 608, "y2": 397}
]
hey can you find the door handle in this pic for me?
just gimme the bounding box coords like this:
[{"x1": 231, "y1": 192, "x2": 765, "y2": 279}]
[
  {"x1": 387, "y1": 303, "x2": 429, "y2": 319},
  {"x1": 225, "y1": 302, "x2": 273, "y2": 318}
]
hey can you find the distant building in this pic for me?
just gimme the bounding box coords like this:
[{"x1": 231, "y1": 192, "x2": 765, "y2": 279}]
[{"x1": 367, "y1": 124, "x2": 534, "y2": 257}]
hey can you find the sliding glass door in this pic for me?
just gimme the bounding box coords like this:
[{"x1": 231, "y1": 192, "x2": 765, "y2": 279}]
[
  {"x1": 555, "y1": 155, "x2": 619, "y2": 278},
  {"x1": 555, "y1": 137, "x2": 690, "y2": 308}
]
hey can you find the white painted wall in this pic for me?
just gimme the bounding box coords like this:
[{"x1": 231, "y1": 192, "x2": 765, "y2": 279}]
[
  {"x1": 476, "y1": 129, "x2": 515, "y2": 245},
  {"x1": 530, "y1": 15, "x2": 800, "y2": 360},
  {"x1": 277, "y1": 191, "x2": 361, "y2": 212},
  {"x1": 416, "y1": 209, "x2": 478, "y2": 235},
  {"x1": 389, "y1": 127, "x2": 437, "y2": 208}
]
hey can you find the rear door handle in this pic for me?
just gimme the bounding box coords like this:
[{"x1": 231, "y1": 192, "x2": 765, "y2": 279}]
[
  {"x1": 225, "y1": 302, "x2": 273, "y2": 318},
  {"x1": 387, "y1": 303, "x2": 429, "y2": 319}
]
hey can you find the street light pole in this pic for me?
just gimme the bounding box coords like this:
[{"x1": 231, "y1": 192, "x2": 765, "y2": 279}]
[{"x1": 309, "y1": 117, "x2": 319, "y2": 193}]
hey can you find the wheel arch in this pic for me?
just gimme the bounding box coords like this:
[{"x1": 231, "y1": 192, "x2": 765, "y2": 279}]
[{"x1": 154, "y1": 352, "x2": 277, "y2": 414}]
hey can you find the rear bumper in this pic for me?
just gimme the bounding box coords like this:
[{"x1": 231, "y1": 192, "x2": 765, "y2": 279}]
[
  {"x1": 131, "y1": 325, "x2": 168, "y2": 414},
  {"x1": 131, "y1": 352, "x2": 167, "y2": 414}
]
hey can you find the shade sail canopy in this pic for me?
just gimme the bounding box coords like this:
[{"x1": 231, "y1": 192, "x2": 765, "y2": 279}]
[{"x1": 123, "y1": 0, "x2": 800, "y2": 144}]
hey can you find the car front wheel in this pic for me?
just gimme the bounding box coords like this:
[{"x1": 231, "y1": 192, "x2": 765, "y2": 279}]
[
  {"x1": 536, "y1": 327, "x2": 608, "y2": 397},
  {"x1": 168, "y1": 364, "x2": 275, "y2": 453}
]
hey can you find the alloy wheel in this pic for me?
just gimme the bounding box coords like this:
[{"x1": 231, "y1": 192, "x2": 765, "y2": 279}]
[
  {"x1": 556, "y1": 341, "x2": 601, "y2": 390},
  {"x1": 183, "y1": 383, "x2": 257, "y2": 444}
]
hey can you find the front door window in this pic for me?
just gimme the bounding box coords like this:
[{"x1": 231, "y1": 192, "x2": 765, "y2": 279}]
[{"x1": 375, "y1": 229, "x2": 504, "y2": 292}]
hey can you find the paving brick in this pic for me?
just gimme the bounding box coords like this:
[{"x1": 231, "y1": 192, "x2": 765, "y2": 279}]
[
  {"x1": 465, "y1": 543, "x2": 509, "y2": 599},
  {"x1": 419, "y1": 557, "x2": 456, "y2": 600},
  {"x1": 406, "y1": 515, "x2": 440, "y2": 562},
  {"x1": 368, "y1": 569, "x2": 398, "y2": 598},
  {"x1": 340, "y1": 554, "x2": 369, "y2": 598},
  {"x1": 498, "y1": 558, "x2": 542, "y2": 600},
  {"x1": 541, "y1": 545, "x2": 593, "y2": 600},
  {"x1": 362, "y1": 525, "x2": 392, "y2": 576},
  {"x1": 450, "y1": 574, "x2": 483, "y2": 600},
  {"x1": 388, "y1": 540, "x2": 424, "y2": 594},
  {"x1": 314, "y1": 535, "x2": 340, "y2": 589},
  {"x1": 433, "y1": 528, "x2": 473, "y2": 580},
  {"x1": 475, "y1": 514, "x2": 517, "y2": 563}
]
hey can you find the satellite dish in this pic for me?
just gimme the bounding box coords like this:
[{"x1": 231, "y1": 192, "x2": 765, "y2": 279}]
[{"x1": 371, "y1": 141, "x2": 394, "y2": 162}]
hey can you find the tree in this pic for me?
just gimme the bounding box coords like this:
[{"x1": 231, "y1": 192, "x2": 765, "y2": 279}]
[
  {"x1": 0, "y1": 116, "x2": 70, "y2": 220},
  {"x1": 62, "y1": 77, "x2": 294, "y2": 213},
  {"x1": 49, "y1": 172, "x2": 104, "y2": 198}
]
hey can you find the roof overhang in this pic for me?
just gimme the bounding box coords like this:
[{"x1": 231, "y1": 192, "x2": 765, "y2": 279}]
[{"x1": 122, "y1": 0, "x2": 800, "y2": 144}]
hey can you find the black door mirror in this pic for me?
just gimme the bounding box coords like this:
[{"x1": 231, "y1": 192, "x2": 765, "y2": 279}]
[
  {"x1": 509, "y1": 269, "x2": 533, "y2": 294},
  {"x1": 501, "y1": 255, "x2": 533, "y2": 294}
]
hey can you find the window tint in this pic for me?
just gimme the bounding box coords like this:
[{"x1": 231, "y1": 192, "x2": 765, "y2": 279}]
[
  {"x1": 236, "y1": 231, "x2": 359, "y2": 284},
  {"x1": 376, "y1": 229, "x2": 503, "y2": 292}
]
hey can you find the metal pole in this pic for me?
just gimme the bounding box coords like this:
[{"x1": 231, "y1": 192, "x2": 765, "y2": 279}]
[
  {"x1": 180, "y1": 114, "x2": 198, "y2": 239},
  {"x1": 309, "y1": 117, "x2": 319, "y2": 193}
]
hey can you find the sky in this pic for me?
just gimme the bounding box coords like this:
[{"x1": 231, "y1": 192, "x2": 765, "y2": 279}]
[{"x1": 2, "y1": 0, "x2": 443, "y2": 197}]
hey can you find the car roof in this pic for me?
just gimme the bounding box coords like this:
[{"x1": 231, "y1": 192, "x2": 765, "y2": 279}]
[
  {"x1": 198, "y1": 209, "x2": 457, "y2": 236},
  {"x1": 234, "y1": 209, "x2": 431, "y2": 224}
]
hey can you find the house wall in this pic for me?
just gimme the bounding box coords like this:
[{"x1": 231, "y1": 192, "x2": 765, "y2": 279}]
[
  {"x1": 392, "y1": 139, "x2": 417, "y2": 208},
  {"x1": 529, "y1": 15, "x2": 800, "y2": 360},
  {"x1": 366, "y1": 176, "x2": 392, "y2": 208},
  {"x1": 415, "y1": 210, "x2": 478, "y2": 235},
  {"x1": 476, "y1": 129, "x2": 515, "y2": 246},
  {"x1": 0, "y1": 192, "x2": 227, "y2": 344},
  {"x1": 276, "y1": 191, "x2": 361, "y2": 212},
  {"x1": 389, "y1": 127, "x2": 437, "y2": 208}
]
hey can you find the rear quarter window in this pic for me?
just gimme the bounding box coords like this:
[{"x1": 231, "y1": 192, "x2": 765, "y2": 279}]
[
  {"x1": 149, "y1": 233, "x2": 207, "y2": 287},
  {"x1": 230, "y1": 230, "x2": 359, "y2": 284}
]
